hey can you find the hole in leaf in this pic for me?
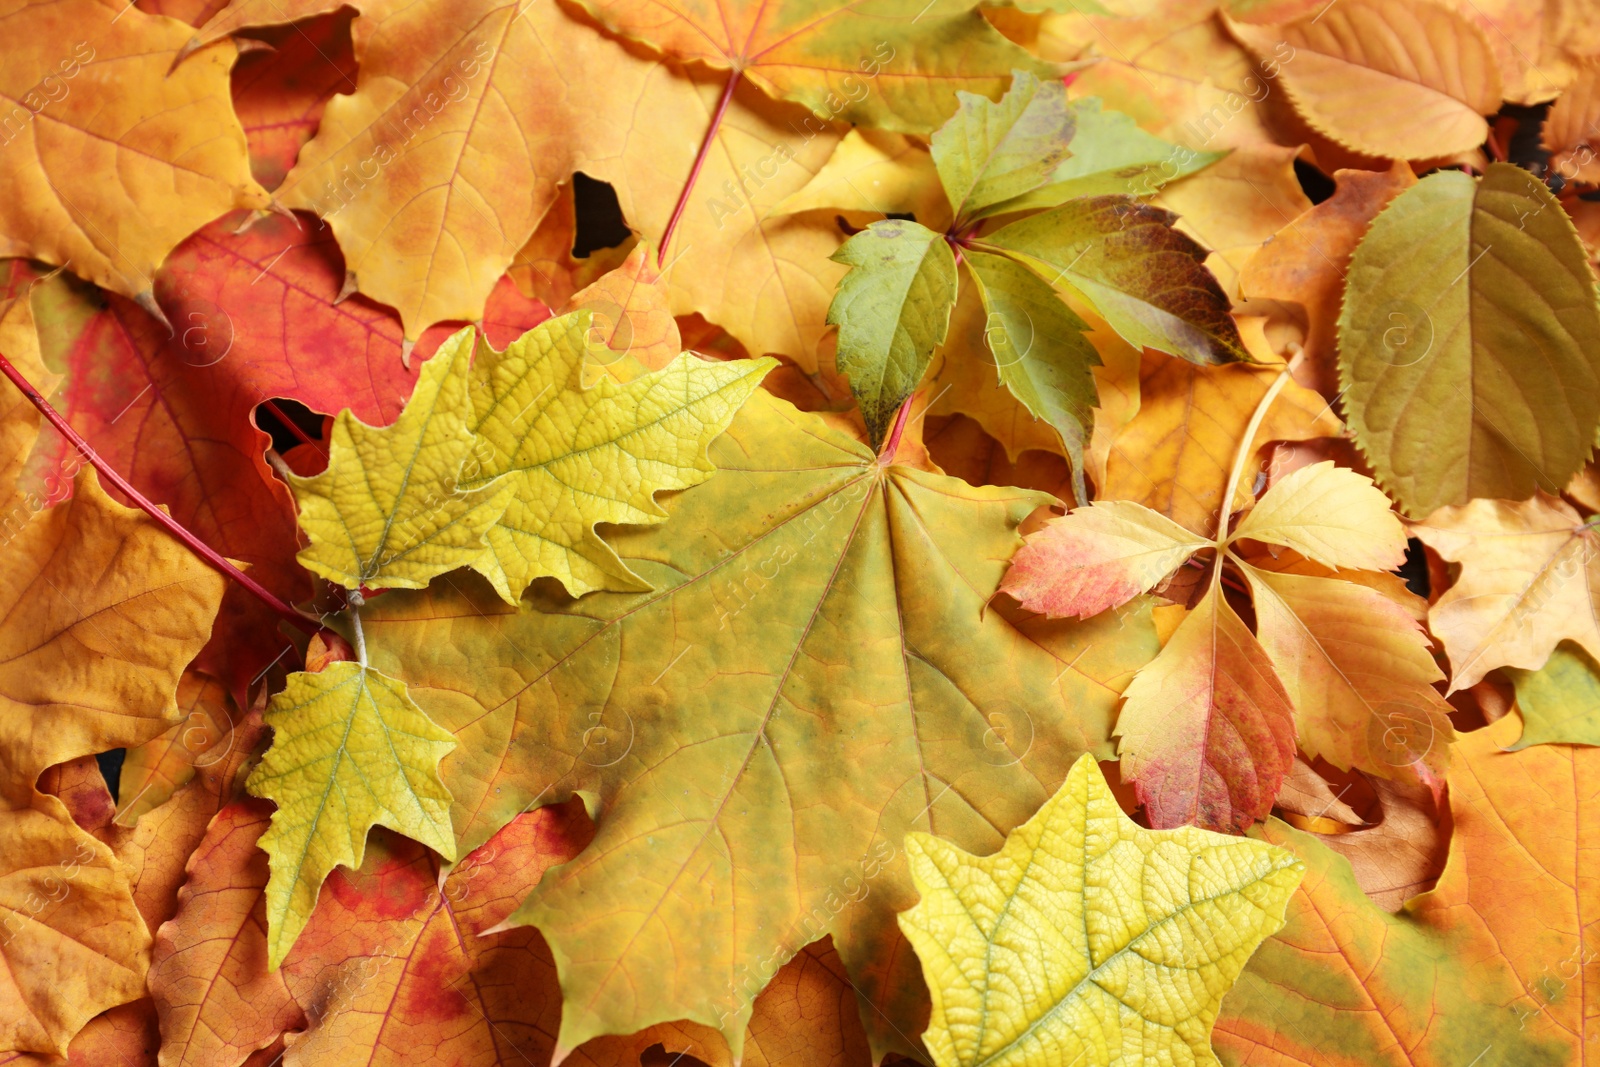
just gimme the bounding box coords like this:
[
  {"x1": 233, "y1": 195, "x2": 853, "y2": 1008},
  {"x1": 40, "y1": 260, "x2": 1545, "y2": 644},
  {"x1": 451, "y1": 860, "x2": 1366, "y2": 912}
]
[
  {"x1": 572, "y1": 172, "x2": 633, "y2": 258},
  {"x1": 1398, "y1": 536, "x2": 1429, "y2": 599},
  {"x1": 1293, "y1": 158, "x2": 1334, "y2": 205},
  {"x1": 95, "y1": 749, "x2": 124, "y2": 802},
  {"x1": 256, "y1": 397, "x2": 326, "y2": 455}
]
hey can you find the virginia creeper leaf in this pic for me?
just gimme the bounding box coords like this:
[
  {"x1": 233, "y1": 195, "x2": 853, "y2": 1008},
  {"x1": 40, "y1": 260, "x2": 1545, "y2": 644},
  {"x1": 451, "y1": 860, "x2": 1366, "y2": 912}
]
[
  {"x1": 1339, "y1": 163, "x2": 1600, "y2": 518},
  {"x1": 289, "y1": 328, "x2": 513, "y2": 591},
  {"x1": 1001, "y1": 499, "x2": 1212, "y2": 619},
  {"x1": 246, "y1": 662, "x2": 458, "y2": 969},
  {"x1": 962, "y1": 249, "x2": 1101, "y2": 504},
  {"x1": 826, "y1": 220, "x2": 958, "y2": 447},
  {"x1": 1096, "y1": 354, "x2": 1340, "y2": 542},
  {"x1": 358, "y1": 391, "x2": 1158, "y2": 1060},
  {"x1": 1506, "y1": 643, "x2": 1600, "y2": 749},
  {"x1": 930, "y1": 70, "x2": 1074, "y2": 224},
  {"x1": 1117, "y1": 581, "x2": 1298, "y2": 831},
  {"x1": 984, "y1": 198, "x2": 1247, "y2": 365},
  {"x1": 1232, "y1": 461, "x2": 1406, "y2": 572},
  {"x1": 898, "y1": 753, "x2": 1303, "y2": 1067},
  {"x1": 985, "y1": 97, "x2": 1223, "y2": 216},
  {"x1": 1239, "y1": 557, "x2": 1455, "y2": 789},
  {"x1": 460, "y1": 310, "x2": 776, "y2": 601}
]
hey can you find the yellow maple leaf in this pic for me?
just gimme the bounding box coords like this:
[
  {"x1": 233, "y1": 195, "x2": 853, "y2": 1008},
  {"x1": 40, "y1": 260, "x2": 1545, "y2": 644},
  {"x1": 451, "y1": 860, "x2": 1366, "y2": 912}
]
[
  {"x1": 289, "y1": 328, "x2": 513, "y2": 592},
  {"x1": 461, "y1": 311, "x2": 776, "y2": 601},
  {"x1": 246, "y1": 661, "x2": 458, "y2": 969},
  {"x1": 897, "y1": 753, "x2": 1303, "y2": 1067}
]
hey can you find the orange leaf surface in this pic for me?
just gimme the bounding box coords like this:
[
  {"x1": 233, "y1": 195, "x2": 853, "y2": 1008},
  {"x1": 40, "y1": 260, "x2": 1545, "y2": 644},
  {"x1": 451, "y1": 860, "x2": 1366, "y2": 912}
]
[
  {"x1": 566, "y1": 0, "x2": 1052, "y2": 133},
  {"x1": 1225, "y1": 0, "x2": 1501, "y2": 159},
  {"x1": 1239, "y1": 161, "x2": 1417, "y2": 394},
  {"x1": 1097, "y1": 353, "x2": 1341, "y2": 537},
  {"x1": 0, "y1": 0, "x2": 269, "y2": 304}
]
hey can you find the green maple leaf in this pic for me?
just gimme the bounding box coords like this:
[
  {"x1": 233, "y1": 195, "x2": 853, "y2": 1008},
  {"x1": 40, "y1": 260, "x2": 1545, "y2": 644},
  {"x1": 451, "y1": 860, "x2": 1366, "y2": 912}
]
[{"x1": 358, "y1": 391, "x2": 1158, "y2": 1060}]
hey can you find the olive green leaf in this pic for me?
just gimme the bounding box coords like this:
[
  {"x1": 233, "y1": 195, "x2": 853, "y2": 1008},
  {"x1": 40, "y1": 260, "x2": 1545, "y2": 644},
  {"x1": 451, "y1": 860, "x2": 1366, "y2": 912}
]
[
  {"x1": 1507, "y1": 642, "x2": 1600, "y2": 749},
  {"x1": 1339, "y1": 162, "x2": 1600, "y2": 518},
  {"x1": 460, "y1": 311, "x2": 776, "y2": 602},
  {"x1": 289, "y1": 329, "x2": 514, "y2": 590},
  {"x1": 931, "y1": 69, "x2": 1075, "y2": 224},
  {"x1": 963, "y1": 249, "x2": 1100, "y2": 503},
  {"x1": 988, "y1": 97, "x2": 1224, "y2": 215},
  {"x1": 898, "y1": 753, "x2": 1303, "y2": 1067},
  {"x1": 827, "y1": 219, "x2": 960, "y2": 447},
  {"x1": 246, "y1": 661, "x2": 458, "y2": 969},
  {"x1": 359, "y1": 391, "x2": 1159, "y2": 1061},
  {"x1": 982, "y1": 197, "x2": 1248, "y2": 365}
]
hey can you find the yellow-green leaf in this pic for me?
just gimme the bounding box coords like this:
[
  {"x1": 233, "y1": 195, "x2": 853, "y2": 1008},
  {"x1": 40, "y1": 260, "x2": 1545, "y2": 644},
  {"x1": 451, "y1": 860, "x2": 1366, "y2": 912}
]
[
  {"x1": 1339, "y1": 162, "x2": 1600, "y2": 518},
  {"x1": 246, "y1": 661, "x2": 458, "y2": 969},
  {"x1": 289, "y1": 329, "x2": 513, "y2": 590},
  {"x1": 963, "y1": 249, "x2": 1100, "y2": 503},
  {"x1": 986, "y1": 98, "x2": 1223, "y2": 216},
  {"x1": 931, "y1": 69, "x2": 1074, "y2": 224},
  {"x1": 827, "y1": 219, "x2": 959, "y2": 447},
  {"x1": 983, "y1": 198, "x2": 1247, "y2": 365},
  {"x1": 897, "y1": 753, "x2": 1304, "y2": 1067},
  {"x1": 359, "y1": 391, "x2": 1159, "y2": 1060},
  {"x1": 460, "y1": 311, "x2": 776, "y2": 601},
  {"x1": 1507, "y1": 642, "x2": 1600, "y2": 749}
]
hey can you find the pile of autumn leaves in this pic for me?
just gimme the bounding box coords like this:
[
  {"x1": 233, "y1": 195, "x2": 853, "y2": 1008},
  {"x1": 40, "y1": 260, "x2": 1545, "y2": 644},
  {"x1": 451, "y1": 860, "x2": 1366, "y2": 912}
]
[{"x1": 8, "y1": 0, "x2": 1600, "y2": 1065}]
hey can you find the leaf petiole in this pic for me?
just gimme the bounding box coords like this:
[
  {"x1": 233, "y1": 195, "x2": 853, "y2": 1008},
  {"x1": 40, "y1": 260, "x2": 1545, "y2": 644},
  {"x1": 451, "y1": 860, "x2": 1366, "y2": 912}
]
[
  {"x1": 658, "y1": 66, "x2": 743, "y2": 266},
  {"x1": 0, "y1": 347, "x2": 320, "y2": 636},
  {"x1": 1215, "y1": 360, "x2": 1300, "y2": 552}
]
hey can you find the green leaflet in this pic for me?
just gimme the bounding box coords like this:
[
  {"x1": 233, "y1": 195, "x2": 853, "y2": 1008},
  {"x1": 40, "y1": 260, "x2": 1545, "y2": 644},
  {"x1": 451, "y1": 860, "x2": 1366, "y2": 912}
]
[
  {"x1": 247, "y1": 662, "x2": 458, "y2": 969},
  {"x1": 827, "y1": 219, "x2": 959, "y2": 447},
  {"x1": 931, "y1": 70, "x2": 1075, "y2": 223},
  {"x1": 982, "y1": 197, "x2": 1248, "y2": 365},
  {"x1": 1339, "y1": 162, "x2": 1600, "y2": 518},
  {"x1": 821, "y1": 73, "x2": 1238, "y2": 481},
  {"x1": 1507, "y1": 643, "x2": 1600, "y2": 749},
  {"x1": 289, "y1": 329, "x2": 513, "y2": 591},
  {"x1": 988, "y1": 97, "x2": 1224, "y2": 215},
  {"x1": 963, "y1": 249, "x2": 1099, "y2": 503},
  {"x1": 460, "y1": 311, "x2": 776, "y2": 601}
]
